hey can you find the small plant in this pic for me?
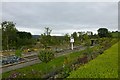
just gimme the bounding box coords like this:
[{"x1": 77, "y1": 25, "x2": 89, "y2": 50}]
[
  {"x1": 98, "y1": 49, "x2": 104, "y2": 54},
  {"x1": 15, "y1": 49, "x2": 22, "y2": 57},
  {"x1": 38, "y1": 50, "x2": 54, "y2": 63}
]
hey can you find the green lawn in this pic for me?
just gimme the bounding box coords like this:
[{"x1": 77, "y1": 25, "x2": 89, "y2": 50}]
[{"x1": 68, "y1": 42, "x2": 118, "y2": 78}]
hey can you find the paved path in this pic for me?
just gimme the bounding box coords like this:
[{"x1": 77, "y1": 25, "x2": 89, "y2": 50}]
[
  {"x1": 1, "y1": 59, "x2": 40, "y2": 74},
  {"x1": 1, "y1": 45, "x2": 92, "y2": 74}
]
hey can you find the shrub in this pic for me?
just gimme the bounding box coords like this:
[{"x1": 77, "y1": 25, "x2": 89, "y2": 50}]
[
  {"x1": 98, "y1": 49, "x2": 104, "y2": 54},
  {"x1": 15, "y1": 50, "x2": 22, "y2": 57},
  {"x1": 38, "y1": 50, "x2": 54, "y2": 63},
  {"x1": 77, "y1": 56, "x2": 88, "y2": 64}
]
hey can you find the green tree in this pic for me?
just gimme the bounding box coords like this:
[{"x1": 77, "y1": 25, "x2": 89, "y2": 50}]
[
  {"x1": 97, "y1": 28, "x2": 109, "y2": 38},
  {"x1": 64, "y1": 33, "x2": 69, "y2": 43},
  {"x1": 83, "y1": 34, "x2": 91, "y2": 46},
  {"x1": 40, "y1": 27, "x2": 52, "y2": 48},
  {"x1": 78, "y1": 32, "x2": 83, "y2": 42},
  {"x1": 71, "y1": 32, "x2": 78, "y2": 41},
  {"x1": 1, "y1": 21, "x2": 18, "y2": 50},
  {"x1": 16, "y1": 31, "x2": 34, "y2": 48}
]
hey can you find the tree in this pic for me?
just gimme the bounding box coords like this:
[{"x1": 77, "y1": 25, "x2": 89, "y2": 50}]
[
  {"x1": 71, "y1": 32, "x2": 78, "y2": 41},
  {"x1": 83, "y1": 34, "x2": 91, "y2": 46},
  {"x1": 44, "y1": 27, "x2": 52, "y2": 36},
  {"x1": 1, "y1": 21, "x2": 18, "y2": 50},
  {"x1": 97, "y1": 28, "x2": 109, "y2": 38},
  {"x1": 17, "y1": 32, "x2": 32, "y2": 39},
  {"x1": 40, "y1": 27, "x2": 52, "y2": 48},
  {"x1": 78, "y1": 32, "x2": 83, "y2": 42},
  {"x1": 1, "y1": 21, "x2": 35, "y2": 50},
  {"x1": 16, "y1": 31, "x2": 34, "y2": 49},
  {"x1": 64, "y1": 33, "x2": 69, "y2": 43}
]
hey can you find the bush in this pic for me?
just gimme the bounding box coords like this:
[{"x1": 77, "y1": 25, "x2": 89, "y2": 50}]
[
  {"x1": 15, "y1": 50, "x2": 22, "y2": 57},
  {"x1": 38, "y1": 50, "x2": 54, "y2": 63},
  {"x1": 98, "y1": 49, "x2": 104, "y2": 54}
]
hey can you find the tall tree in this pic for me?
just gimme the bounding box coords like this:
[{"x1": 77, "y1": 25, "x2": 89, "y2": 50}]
[{"x1": 1, "y1": 21, "x2": 18, "y2": 50}]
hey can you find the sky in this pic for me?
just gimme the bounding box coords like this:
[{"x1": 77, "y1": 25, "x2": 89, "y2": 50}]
[{"x1": 1, "y1": 2, "x2": 118, "y2": 35}]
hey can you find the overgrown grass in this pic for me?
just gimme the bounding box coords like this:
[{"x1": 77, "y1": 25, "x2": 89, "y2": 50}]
[{"x1": 68, "y1": 42, "x2": 118, "y2": 78}]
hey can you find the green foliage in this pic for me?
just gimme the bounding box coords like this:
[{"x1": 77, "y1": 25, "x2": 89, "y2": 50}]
[
  {"x1": 1, "y1": 21, "x2": 35, "y2": 50},
  {"x1": 68, "y1": 42, "x2": 118, "y2": 78},
  {"x1": 15, "y1": 50, "x2": 22, "y2": 57},
  {"x1": 83, "y1": 34, "x2": 91, "y2": 46},
  {"x1": 40, "y1": 27, "x2": 53, "y2": 48},
  {"x1": 98, "y1": 38, "x2": 117, "y2": 50},
  {"x1": 17, "y1": 32, "x2": 32, "y2": 39},
  {"x1": 38, "y1": 50, "x2": 55, "y2": 63},
  {"x1": 2, "y1": 48, "x2": 85, "y2": 78},
  {"x1": 97, "y1": 28, "x2": 109, "y2": 38},
  {"x1": 111, "y1": 31, "x2": 120, "y2": 38},
  {"x1": 40, "y1": 34, "x2": 52, "y2": 48},
  {"x1": 71, "y1": 32, "x2": 78, "y2": 41},
  {"x1": 1, "y1": 21, "x2": 18, "y2": 50},
  {"x1": 64, "y1": 33, "x2": 69, "y2": 43}
]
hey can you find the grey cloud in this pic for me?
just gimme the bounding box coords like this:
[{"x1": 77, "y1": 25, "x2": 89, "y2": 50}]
[{"x1": 2, "y1": 2, "x2": 118, "y2": 35}]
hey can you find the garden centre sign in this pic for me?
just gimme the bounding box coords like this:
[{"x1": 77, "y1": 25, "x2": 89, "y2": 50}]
[{"x1": 70, "y1": 37, "x2": 74, "y2": 50}]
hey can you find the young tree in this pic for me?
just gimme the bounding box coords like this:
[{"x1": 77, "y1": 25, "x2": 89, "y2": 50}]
[
  {"x1": 40, "y1": 27, "x2": 52, "y2": 48},
  {"x1": 44, "y1": 27, "x2": 52, "y2": 36}
]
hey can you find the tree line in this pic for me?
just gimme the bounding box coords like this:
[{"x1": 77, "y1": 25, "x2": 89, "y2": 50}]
[
  {"x1": 1, "y1": 21, "x2": 35, "y2": 50},
  {"x1": 1, "y1": 21, "x2": 119, "y2": 50}
]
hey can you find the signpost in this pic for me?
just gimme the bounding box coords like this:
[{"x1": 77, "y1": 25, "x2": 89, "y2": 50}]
[{"x1": 70, "y1": 37, "x2": 74, "y2": 50}]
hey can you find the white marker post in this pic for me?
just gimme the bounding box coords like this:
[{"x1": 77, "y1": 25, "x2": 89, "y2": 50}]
[{"x1": 70, "y1": 37, "x2": 74, "y2": 50}]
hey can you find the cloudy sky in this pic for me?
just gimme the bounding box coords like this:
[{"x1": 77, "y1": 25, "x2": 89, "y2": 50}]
[{"x1": 2, "y1": 2, "x2": 118, "y2": 35}]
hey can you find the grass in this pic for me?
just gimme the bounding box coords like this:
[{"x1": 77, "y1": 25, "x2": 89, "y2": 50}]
[
  {"x1": 112, "y1": 32, "x2": 120, "y2": 38},
  {"x1": 2, "y1": 48, "x2": 85, "y2": 78},
  {"x1": 68, "y1": 42, "x2": 118, "y2": 78}
]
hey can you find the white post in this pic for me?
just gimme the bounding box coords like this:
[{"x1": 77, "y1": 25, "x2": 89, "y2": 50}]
[
  {"x1": 70, "y1": 37, "x2": 74, "y2": 50},
  {"x1": 71, "y1": 42, "x2": 73, "y2": 50}
]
